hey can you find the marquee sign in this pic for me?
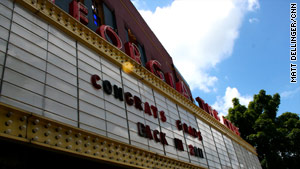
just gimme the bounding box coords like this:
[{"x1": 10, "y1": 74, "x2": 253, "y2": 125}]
[
  {"x1": 68, "y1": 0, "x2": 241, "y2": 137},
  {"x1": 0, "y1": 0, "x2": 261, "y2": 168},
  {"x1": 88, "y1": 24, "x2": 241, "y2": 137},
  {"x1": 91, "y1": 74, "x2": 204, "y2": 158}
]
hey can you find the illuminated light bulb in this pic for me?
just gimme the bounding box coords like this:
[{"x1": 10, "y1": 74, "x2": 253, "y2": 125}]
[
  {"x1": 76, "y1": 140, "x2": 82, "y2": 145},
  {"x1": 122, "y1": 62, "x2": 134, "y2": 74},
  {"x1": 84, "y1": 136, "x2": 90, "y2": 140},
  {"x1": 56, "y1": 134, "x2": 62, "y2": 139},
  {"x1": 6, "y1": 112, "x2": 13, "y2": 117},
  {"x1": 33, "y1": 119, "x2": 39, "y2": 125},
  {"x1": 5, "y1": 129, "x2": 11, "y2": 134},
  {"x1": 66, "y1": 137, "x2": 72, "y2": 142},
  {"x1": 45, "y1": 139, "x2": 51, "y2": 144},
  {"x1": 5, "y1": 120, "x2": 13, "y2": 126},
  {"x1": 85, "y1": 142, "x2": 90, "y2": 147},
  {"x1": 32, "y1": 127, "x2": 39, "y2": 133},
  {"x1": 66, "y1": 130, "x2": 72, "y2": 135},
  {"x1": 45, "y1": 123, "x2": 51, "y2": 128},
  {"x1": 32, "y1": 136, "x2": 39, "y2": 141},
  {"x1": 94, "y1": 145, "x2": 99, "y2": 149},
  {"x1": 19, "y1": 125, "x2": 26, "y2": 130},
  {"x1": 56, "y1": 127, "x2": 62, "y2": 132},
  {"x1": 56, "y1": 142, "x2": 62, "y2": 147},
  {"x1": 20, "y1": 116, "x2": 27, "y2": 122},
  {"x1": 75, "y1": 133, "x2": 81, "y2": 138}
]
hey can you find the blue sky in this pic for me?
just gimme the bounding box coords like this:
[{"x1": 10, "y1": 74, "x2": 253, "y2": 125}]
[{"x1": 132, "y1": 0, "x2": 299, "y2": 117}]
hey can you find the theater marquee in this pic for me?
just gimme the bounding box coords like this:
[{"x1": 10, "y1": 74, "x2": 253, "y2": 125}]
[
  {"x1": 91, "y1": 74, "x2": 204, "y2": 158},
  {"x1": 0, "y1": 0, "x2": 261, "y2": 168}
]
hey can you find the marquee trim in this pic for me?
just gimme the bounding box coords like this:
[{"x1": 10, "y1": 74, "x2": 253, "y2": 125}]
[{"x1": 0, "y1": 102, "x2": 204, "y2": 169}]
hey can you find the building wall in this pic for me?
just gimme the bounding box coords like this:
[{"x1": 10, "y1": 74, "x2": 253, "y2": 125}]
[
  {"x1": 55, "y1": 0, "x2": 174, "y2": 78},
  {"x1": 55, "y1": 0, "x2": 186, "y2": 90},
  {"x1": 0, "y1": 1, "x2": 262, "y2": 169}
]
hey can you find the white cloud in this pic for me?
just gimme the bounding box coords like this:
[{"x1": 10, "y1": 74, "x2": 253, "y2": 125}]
[
  {"x1": 247, "y1": 0, "x2": 260, "y2": 11},
  {"x1": 212, "y1": 87, "x2": 252, "y2": 116},
  {"x1": 281, "y1": 87, "x2": 300, "y2": 98},
  {"x1": 136, "y1": 0, "x2": 260, "y2": 93},
  {"x1": 249, "y1": 17, "x2": 259, "y2": 23}
]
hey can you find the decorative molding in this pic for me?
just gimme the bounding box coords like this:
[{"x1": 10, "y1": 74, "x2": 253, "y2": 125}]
[
  {"x1": 16, "y1": 0, "x2": 256, "y2": 155},
  {"x1": 0, "y1": 102, "x2": 204, "y2": 169}
]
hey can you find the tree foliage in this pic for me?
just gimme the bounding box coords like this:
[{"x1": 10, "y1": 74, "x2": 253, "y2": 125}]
[{"x1": 226, "y1": 90, "x2": 300, "y2": 169}]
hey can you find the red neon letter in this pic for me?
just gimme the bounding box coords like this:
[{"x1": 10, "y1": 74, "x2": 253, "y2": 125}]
[
  {"x1": 204, "y1": 103, "x2": 209, "y2": 114},
  {"x1": 69, "y1": 0, "x2": 88, "y2": 25},
  {"x1": 164, "y1": 72, "x2": 175, "y2": 89},
  {"x1": 125, "y1": 42, "x2": 141, "y2": 64},
  {"x1": 212, "y1": 109, "x2": 220, "y2": 121},
  {"x1": 146, "y1": 60, "x2": 165, "y2": 81},
  {"x1": 195, "y1": 97, "x2": 205, "y2": 110},
  {"x1": 233, "y1": 126, "x2": 240, "y2": 136},
  {"x1": 208, "y1": 105, "x2": 214, "y2": 117},
  {"x1": 176, "y1": 81, "x2": 189, "y2": 99},
  {"x1": 96, "y1": 25, "x2": 122, "y2": 49}
]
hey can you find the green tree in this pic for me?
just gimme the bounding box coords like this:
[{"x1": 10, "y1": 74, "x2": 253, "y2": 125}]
[{"x1": 226, "y1": 90, "x2": 300, "y2": 169}]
